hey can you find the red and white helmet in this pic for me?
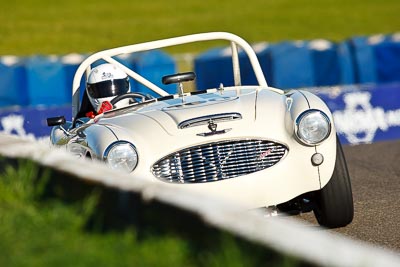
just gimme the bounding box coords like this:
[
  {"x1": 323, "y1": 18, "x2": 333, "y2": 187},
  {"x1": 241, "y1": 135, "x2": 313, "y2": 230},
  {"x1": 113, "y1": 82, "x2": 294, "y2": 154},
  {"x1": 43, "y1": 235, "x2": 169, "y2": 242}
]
[{"x1": 86, "y1": 63, "x2": 130, "y2": 111}]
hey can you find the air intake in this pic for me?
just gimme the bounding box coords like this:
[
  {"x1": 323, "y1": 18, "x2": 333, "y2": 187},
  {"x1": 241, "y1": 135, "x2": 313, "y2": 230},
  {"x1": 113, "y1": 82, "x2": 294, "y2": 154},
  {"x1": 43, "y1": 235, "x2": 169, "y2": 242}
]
[
  {"x1": 152, "y1": 139, "x2": 288, "y2": 183},
  {"x1": 178, "y1": 113, "x2": 242, "y2": 129}
]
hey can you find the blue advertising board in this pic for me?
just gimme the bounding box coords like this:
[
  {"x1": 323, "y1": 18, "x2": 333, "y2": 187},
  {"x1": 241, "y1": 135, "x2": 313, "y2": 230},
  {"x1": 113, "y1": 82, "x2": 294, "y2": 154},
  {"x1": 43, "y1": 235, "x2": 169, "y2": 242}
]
[
  {"x1": 0, "y1": 106, "x2": 70, "y2": 141},
  {"x1": 312, "y1": 82, "x2": 400, "y2": 145}
]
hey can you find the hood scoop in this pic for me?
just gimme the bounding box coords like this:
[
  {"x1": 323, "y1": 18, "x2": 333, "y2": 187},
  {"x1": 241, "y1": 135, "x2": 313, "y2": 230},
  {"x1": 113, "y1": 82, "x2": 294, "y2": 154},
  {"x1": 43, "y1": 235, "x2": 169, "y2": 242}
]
[{"x1": 178, "y1": 112, "x2": 242, "y2": 129}]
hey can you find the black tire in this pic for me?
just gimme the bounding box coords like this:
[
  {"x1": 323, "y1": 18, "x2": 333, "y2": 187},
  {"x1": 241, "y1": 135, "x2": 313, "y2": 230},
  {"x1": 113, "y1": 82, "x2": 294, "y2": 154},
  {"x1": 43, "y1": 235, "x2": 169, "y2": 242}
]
[{"x1": 313, "y1": 136, "x2": 354, "y2": 228}]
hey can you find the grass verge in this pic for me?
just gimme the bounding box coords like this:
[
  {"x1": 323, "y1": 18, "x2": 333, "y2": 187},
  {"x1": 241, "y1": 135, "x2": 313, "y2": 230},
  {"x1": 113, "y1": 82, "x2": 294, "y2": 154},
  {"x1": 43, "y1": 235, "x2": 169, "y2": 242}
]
[{"x1": 0, "y1": 157, "x2": 308, "y2": 267}]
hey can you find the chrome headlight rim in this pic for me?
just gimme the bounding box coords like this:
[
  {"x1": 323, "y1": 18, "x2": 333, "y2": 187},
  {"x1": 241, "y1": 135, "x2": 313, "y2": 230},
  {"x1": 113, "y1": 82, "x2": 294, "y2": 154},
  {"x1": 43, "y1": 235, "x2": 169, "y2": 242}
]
[
  {"x1": 103, "y1": 141, "x2": 139, "y2": 173},
  {"x1": 295, "y1": 109, "x2": 331, "y2": 146}
]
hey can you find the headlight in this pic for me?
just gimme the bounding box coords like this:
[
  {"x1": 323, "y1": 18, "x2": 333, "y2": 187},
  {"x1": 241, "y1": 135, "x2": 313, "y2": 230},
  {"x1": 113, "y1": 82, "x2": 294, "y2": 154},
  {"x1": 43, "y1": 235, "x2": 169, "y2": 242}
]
[
  {"x1": 295, "y1": 109, "x2": 331, "y2": 146},
  {"x1": 103, "y1": 141, "x2": 138, "y2": 173}
]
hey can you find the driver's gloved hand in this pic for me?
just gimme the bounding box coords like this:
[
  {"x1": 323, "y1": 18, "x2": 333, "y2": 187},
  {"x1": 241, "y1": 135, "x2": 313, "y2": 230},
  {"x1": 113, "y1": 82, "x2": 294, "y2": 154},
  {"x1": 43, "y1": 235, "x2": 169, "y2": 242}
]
[
  {"x1": 97, "y1": 101, "x2": 113, "y2": 114},
  {"x1": 86, "y1": 101, "x2": 113, "y2": 119}
]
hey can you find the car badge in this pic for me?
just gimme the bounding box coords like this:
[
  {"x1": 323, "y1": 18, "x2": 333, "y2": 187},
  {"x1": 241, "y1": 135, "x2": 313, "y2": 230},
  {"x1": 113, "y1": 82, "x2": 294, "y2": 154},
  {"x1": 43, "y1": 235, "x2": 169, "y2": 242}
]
[
  {"x1": 197, "y1": 120, "x2": 231, "y2": 137},
  {"x1": 208, "y1": 120, "x2": 217, "y2": 132},
  {"x1": 258, "y1": 148, "x2": 274, "y2": 160}
]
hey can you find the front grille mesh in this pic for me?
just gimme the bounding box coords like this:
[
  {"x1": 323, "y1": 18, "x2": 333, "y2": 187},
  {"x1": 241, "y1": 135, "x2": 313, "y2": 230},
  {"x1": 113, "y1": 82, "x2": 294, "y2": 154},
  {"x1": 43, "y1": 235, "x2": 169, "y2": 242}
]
[{"x1": 152, "y1": 139, "x2": 288, "y2": 183}]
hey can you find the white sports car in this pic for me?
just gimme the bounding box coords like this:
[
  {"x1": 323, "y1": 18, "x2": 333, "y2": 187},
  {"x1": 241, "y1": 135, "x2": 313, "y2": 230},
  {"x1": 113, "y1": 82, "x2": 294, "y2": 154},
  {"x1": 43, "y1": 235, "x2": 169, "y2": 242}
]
[{"x1": 47, "y1": 32, "x2": 353, "y2": 228}]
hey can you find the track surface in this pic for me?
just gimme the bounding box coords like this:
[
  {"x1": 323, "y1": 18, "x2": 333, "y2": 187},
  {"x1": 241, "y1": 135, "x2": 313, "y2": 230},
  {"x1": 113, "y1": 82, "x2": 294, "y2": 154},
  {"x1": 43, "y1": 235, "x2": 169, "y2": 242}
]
[{"x1": 296, "y1": 140, "x2": 400, "y2": 252}]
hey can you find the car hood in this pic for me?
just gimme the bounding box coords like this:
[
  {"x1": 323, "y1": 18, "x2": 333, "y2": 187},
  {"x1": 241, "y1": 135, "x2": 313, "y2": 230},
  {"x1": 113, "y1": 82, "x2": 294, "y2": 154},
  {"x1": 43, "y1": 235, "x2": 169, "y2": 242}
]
[{"x1": 100, "y1": 88, "x2": 260, "y2": 136}]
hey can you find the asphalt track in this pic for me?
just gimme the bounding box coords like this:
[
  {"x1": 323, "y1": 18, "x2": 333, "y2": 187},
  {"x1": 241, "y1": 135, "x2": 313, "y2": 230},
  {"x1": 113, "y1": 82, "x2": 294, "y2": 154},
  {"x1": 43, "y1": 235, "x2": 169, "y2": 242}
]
[{"x1": 296, "y1": 140, "x2": 400, "y2": 253}]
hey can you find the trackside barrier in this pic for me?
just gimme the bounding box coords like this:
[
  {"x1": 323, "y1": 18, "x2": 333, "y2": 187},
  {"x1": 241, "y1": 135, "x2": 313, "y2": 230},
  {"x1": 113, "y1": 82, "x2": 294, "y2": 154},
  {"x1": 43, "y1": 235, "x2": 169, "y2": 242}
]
[
  {"x1": 130, "y1": 50, "x2": 177, "y2": 97},
  {"x1": 310, "y1": 39, "x2": 354, "y2": 86},
  {"x1": 311, "y1": 82, "x2": 400, "y2": 145},
  {"x1": 194, "y1": 43, "x2": 269, "y2": 90},
  {"x1": 1, "y1": 134, "x2": 400, "y2": 267},
  {"x1": 62, "y1": 53, "x2": 87, "y2": 101},
  {"x1": 194, "y1": 32, "x2": 400, "y2": 90},
  {"x1": 269, "y1": 41, "x2": 315, "y2": 89},
  {"x1": 194, "y1": 40, "x2": 351, "y2": 90},
  {"x1": 346, "y1": 33, "x2": 400, "y2": 84},
  {"x1": 0, "y1": 33, "x2": 399, "y2": 108},
  {"x1": 0, "y1": 50, "x2": 176, "y2": 108},
  {"x1": 25, "y1": 55, "x2": 71, "y2": 106},
  {"x1": 0, "y1": 56, "x2": 29, "y2": 107}
]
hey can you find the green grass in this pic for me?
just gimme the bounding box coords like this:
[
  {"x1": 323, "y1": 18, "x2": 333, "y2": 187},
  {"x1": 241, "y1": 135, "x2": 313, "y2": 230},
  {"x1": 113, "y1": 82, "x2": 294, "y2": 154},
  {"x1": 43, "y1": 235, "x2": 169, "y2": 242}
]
[
  {"x1": 0, "y1": 158, "x2": 304, "y2": 267},
  {"x1": 0, "y1": 0, "x2": 399, "y2": 55}
]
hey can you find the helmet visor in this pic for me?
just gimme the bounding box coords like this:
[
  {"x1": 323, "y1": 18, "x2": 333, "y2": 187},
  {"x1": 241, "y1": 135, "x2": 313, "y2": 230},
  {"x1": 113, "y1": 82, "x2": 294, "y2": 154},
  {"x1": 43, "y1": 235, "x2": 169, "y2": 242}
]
[{"x1": 87, "y1": 78, "x2": 129, "y2": 98}]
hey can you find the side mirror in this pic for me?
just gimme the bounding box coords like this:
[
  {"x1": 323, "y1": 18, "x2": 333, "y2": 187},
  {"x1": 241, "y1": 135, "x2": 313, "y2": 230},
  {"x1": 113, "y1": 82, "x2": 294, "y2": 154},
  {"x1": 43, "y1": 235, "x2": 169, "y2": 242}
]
[
  {"x1": 47, "y1": 116, "x2": 66, "y2": 127},
  {"x1": 162, "y1": 72, "x2": 196, "y2": 85},
  {"x1": 162, "y1": 72, "x2": 196, "y2": 99}
]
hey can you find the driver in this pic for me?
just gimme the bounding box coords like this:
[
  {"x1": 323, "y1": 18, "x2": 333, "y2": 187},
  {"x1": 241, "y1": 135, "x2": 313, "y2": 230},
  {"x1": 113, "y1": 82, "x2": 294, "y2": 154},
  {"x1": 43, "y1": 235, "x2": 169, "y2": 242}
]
[{"x1": 85, "y1": 63, "x2": 131, "y2": 118}]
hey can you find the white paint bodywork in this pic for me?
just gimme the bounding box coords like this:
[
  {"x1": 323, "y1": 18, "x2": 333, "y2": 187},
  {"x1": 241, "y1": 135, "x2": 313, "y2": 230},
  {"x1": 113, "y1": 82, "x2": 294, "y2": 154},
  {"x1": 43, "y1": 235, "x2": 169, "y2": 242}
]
[{"x1": 52, "y1": 32, "x2": 337, "y2": 209}]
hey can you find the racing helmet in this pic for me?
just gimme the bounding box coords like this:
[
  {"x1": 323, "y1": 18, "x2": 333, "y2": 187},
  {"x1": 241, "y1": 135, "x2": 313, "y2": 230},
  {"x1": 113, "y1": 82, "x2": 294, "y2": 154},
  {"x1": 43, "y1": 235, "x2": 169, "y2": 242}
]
[{"x1": 86, "y1": 63, "x2": 130, "y2": 111}]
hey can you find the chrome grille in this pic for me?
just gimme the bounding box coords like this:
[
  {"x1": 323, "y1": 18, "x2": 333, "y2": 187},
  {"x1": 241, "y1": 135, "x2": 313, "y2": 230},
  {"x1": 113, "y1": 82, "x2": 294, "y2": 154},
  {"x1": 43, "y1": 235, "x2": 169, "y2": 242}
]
[{"x1": 152, "y1": 139, "x2": 288, "y2": 183}]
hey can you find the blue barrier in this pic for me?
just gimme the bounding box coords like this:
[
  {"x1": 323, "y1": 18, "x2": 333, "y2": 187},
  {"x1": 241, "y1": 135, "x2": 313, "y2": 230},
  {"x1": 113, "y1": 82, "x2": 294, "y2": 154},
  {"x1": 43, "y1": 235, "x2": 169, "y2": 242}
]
[
  {"x1": 195, "y1": 40, "x2": 354, "y2": 90},
  {"x1": 374, "y1": 34, "x2": 400, "y2": 84},
  {"x1": 0, "y1": 50, "x2": 176, "y2": 110},
  {"x1": 345, "y1": 33, "x2": 400, "y2": 84},
  {"x1": 337, "y1": 42, "x2": 356, "y2": 85},
  {"x1": 244, "y1": 42, "x2": 271, "y2": 86},
  {"x1": 130, "y1": 50, "x2": 177, "y2": 97},
  {"x1": 1, "y1": 32, "x2": 398, "y2": 110},
  {"x1": 346, "y1": 36, "x2": 378, "y2": 84},
  {"x1": 194, "y1": 47, "x2": 235, "y2": 90},
  {"x1": 195, "y1": 33, "x2": 400, "y2": 90},
  {"x1": 309, "y1": 40, "x2": 341, "y2": 87},
  {"x1": 194, "y1": 43, "x2": 269, "y2": 90},
  {"x1": 25, "y1": 55, "x2": 70, "y2": 106},
  {"x1": 269, "y1": 41, "x2": 314, "y2": 89},
  {"x1": 0, "y1": 56, "x2": 29, "y2": 107},
  {"x1": 62, "y1": 53, "x2": 87, "y2": 100}
]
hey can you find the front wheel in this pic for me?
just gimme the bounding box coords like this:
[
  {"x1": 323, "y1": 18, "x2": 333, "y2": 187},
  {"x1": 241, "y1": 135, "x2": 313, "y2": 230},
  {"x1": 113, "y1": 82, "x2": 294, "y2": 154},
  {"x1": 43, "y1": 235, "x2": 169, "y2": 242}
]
[{"x1": 313, "y1": 136, "x2": 354, "y2": 228}]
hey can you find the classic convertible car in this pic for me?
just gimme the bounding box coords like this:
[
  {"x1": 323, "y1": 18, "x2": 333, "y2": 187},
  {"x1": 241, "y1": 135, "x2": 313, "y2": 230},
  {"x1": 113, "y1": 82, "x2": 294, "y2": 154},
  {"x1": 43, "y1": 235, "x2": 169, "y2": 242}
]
[{"x1": 47, "y1": 32, "x2": 353, "y2": 228}]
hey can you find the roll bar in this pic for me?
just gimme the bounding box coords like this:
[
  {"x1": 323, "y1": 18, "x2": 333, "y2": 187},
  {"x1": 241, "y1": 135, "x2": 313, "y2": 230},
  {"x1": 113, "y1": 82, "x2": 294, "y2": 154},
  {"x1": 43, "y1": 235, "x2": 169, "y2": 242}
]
[{"x1": 72, "y1": 32, "x2": 269, "y2": 120}]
